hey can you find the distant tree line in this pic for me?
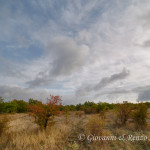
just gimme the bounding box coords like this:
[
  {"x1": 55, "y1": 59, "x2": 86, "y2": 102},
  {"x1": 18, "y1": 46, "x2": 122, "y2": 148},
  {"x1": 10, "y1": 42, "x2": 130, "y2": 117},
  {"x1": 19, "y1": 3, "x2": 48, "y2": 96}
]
[{"x1": 0, "y1": 96, "x2": 150, "y2": 114}]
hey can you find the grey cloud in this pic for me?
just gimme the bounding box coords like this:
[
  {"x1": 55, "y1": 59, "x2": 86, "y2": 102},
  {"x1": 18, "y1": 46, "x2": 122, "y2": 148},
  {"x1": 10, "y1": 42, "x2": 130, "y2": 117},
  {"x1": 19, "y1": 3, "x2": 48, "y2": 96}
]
[
  {"x1": 26, "y1": 72, "x2": 53, "y2": 88},
  {"x1": 48, "y1": 37, "x2": 89, "y2": 76},
  {"x1": 0, "y1": 85, "x2": 50, "y2": 102},
  {"x1": 0, "y1": 85, "x2": 75, "y2": 104},
  {"x1": 27, "y1": 37, "x2": 89, "y2": 87},
  {"x1": 95, "y1": 88, "x2": 130, "y2": 98},
  {"x1": 26, "y1": 76, "x2": 52, "y2": 88},
  {"x1": 142, "y1": 40, "x2": 150, "y2": 48},
  {"x1": 94, "y1": 68, "x2": 129, "y2": 91},
  {"x1": 133, "y1": 85, "x2": 150, "y2": 93},
  {"x1": 137, "y1": 87, "x2": 150, "y2": 102},
  {"x1": 95, "y1": 85, "x2": 150, "y2": 102},
  {"x1": 76, "y1": 68, "x2": 130, "y2": 96},
  {"x1": 140, "y1": 11, "x2": 150, "y2": 29},
  {"x1": 133, "y1": 85, "x2": 150, "y2": 102},
  {"x1": 94, "y1": 85, "x2": 150, "y2": 102}
]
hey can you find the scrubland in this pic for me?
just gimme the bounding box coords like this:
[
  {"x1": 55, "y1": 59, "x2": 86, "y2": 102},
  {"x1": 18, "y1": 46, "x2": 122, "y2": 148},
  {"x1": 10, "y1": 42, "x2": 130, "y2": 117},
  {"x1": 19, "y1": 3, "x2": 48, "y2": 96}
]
[{"x1": 1, "y1": 109, "x2": 150, "y2": 150}]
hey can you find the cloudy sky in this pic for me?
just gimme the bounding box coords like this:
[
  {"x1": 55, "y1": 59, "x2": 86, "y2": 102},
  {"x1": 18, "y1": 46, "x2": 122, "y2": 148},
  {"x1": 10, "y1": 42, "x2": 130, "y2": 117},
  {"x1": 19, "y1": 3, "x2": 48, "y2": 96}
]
[{"x1": 1, "y1": 0, "x2": 150, "y2": 104}]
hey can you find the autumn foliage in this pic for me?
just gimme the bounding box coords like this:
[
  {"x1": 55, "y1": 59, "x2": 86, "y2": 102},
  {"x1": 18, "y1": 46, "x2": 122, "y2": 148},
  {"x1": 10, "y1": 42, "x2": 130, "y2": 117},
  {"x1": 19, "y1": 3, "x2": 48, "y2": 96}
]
[{"x1": 28, "y1": 95, "x2": 62, "y2": 129}]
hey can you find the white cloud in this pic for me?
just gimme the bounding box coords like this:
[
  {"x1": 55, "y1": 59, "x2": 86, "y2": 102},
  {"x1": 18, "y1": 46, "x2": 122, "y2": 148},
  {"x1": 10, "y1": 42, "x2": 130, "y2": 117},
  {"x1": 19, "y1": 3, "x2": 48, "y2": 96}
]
[{"x1": 1, "y1": 0, "x2": 150, "y2": 103}]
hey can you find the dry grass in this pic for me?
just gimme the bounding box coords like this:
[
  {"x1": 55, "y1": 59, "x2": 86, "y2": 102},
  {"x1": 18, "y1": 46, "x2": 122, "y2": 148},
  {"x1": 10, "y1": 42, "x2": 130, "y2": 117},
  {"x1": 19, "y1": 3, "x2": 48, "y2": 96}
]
[
  {"x1": 0, "y1": 114, "x2": 9, "y2": 136},
  {"x1": 1, "y1": 110, "x2": 150, "y2": 149}
]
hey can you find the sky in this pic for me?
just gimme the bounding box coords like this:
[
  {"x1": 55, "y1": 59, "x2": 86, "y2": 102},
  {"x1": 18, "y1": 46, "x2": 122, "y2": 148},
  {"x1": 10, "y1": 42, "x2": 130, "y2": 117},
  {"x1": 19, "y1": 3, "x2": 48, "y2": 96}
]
[{"x1": 1, "y1": 0, "x2": 150, "y2": 104}]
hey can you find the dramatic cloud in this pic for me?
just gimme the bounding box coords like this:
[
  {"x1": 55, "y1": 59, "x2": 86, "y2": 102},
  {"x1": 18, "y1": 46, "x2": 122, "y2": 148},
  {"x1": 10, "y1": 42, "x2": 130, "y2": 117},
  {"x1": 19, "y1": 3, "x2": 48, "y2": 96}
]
[
  {"x1": 26, "y1": 37, "x2": 89, "y2": 87},
  {"x1": 138, "y1": 89, "x2": 150, "y2": 102},
  {"x1": 94, "y1": 68, "x2": 129, "y2": 91},
  {"x1": 48, "y1": 37, "x2": 89, "y2": 76},
  {"x1": 137, "y1": 89, "x2": 150, "y2": 101},
  {"x1": 76, "y1": 68, "x2": 130, "y2": 96},
  {"x1": 134, "y1": 86, "x2": 150, "y2": 102},
  {"x1": 1, "y1": 0, "x2": 150, "y2": 103}
]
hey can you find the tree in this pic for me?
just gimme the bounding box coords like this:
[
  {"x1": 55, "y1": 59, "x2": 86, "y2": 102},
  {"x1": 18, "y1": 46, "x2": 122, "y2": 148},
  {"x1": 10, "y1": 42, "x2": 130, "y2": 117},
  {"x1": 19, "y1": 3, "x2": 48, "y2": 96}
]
[
  {"x1": 115, "y1": 103, "x2": 132, "y2": 125},
  {"x1": 76, "y1": 103, "x2": 82, "y2": 111},
  {"x1": 28, "y1": 95, "x2": 62, "y2": 129},
  {"x1": 12, "y1": 99, "x2": 28, "y2": 113},
  {"x1": 0, "y1": 96, "x2": 4, "y2": 113},
  {"x1": 4, "y1": 101, "x2": 18, "y2": 113},
  {"x1": 0, "y1": 96, "x2": 4, "y2": 103},
  {"x1": 83, "y1": 101, "x2": 97, "y2": 114},
  {"x1": 28, "y1": 98, "x2": 41, "y2": 105}
]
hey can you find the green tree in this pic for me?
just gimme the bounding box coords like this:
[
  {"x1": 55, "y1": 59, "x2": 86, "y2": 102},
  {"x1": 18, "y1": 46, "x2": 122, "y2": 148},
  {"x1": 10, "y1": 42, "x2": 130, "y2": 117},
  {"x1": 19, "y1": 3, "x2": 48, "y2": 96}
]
[
  {"x1": 12, "y1": 99, "x2": 28, "y2": 113},
  {"x1": 0, "y1": 96, "x2": 4, "y2": 113},
  {"x1": 28, "y1": 98, "x2": 41, "y2": 105},
  {"x1": 4, "y1": 101, "x2": 18, "y2": 113}
]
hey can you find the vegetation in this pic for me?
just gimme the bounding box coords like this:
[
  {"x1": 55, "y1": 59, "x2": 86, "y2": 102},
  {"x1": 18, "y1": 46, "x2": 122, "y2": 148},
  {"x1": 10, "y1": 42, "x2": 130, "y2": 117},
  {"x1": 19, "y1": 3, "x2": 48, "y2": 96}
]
[
  {"x1": 86, "y1": 115, "x2": 104, "y2": 135},
  {"x1": 0, "y1": 115, "x2": 8, "y2": 137},
  {"x1": 64, "y1": 106, "x2": 70, "y2": 123},
  {"x1": 28, "y1": 95, "x2": 62, "y2": 129},
  {"x1": 115, "y1": 102, "x2": 132, "y2": 126},
  {"x1": 133, "y1": 103, "x2": 147, "y2": 129},
  {"x1": 1, "y1": 95, "x2": 150, "y2": 150},
  {"x1": 0, "y1": 96, "x2": 4, "y2": 113}
]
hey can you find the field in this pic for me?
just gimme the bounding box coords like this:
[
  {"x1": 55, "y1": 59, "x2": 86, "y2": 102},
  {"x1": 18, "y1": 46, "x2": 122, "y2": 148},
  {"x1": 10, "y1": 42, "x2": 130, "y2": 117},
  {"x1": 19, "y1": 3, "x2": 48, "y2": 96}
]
[{"x1": 1, "y1": 109, "x2": 150, "y2": 150}]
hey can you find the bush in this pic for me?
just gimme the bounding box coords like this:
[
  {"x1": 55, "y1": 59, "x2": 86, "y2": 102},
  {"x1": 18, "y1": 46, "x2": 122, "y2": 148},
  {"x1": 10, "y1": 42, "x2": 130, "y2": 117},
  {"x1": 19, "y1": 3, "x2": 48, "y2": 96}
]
[
  {"x1": 115, "y1": 103, "x2": 132, "y2": 126},
  {"x1": 3, "y1": 100, "x2": 28, "y2": 113},
  {"x1": 64, "y1": 106, "x2": 70, "y2": 123},
  {"x1": 133, "y1": 103, "x2": 147, "y2": 129},
  {"x1": 12, "y1": 100, "x2": 28, "y2": 113},
  {"x1": 99, "y1": 110, "x2": 106, "y2": 119},
  {"x1": 28, "y1": 95, "x2": 62, "y2": 129},
  {"x1": 28, "y1": 98, "x2": 41, "y2": 105},
  {"x1": 86, "y1": 116, "x2": 104, "y2": 135},
  {"x1": 75, "y1": 111, "x2": 84, "y2": 118},
  {"x1": 0, "y1": 96, "x2": 4, "y2": 113},
  {"x1": 4, "y1": 101, "x2": 18, "y2": 113},
  {"x1": 84, "y1": 107, "x2": 97, "y2": 114},
  {"x1": 97, "y1": 102, "x2": 110, "y2": 113}
]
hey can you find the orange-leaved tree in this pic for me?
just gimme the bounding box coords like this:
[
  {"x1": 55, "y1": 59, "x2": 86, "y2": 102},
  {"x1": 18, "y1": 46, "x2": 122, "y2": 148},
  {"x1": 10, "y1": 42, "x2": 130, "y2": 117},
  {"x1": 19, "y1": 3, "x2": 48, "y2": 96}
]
[{"x1": 28, "y1": 95, "x2": 62, "y2": 129}]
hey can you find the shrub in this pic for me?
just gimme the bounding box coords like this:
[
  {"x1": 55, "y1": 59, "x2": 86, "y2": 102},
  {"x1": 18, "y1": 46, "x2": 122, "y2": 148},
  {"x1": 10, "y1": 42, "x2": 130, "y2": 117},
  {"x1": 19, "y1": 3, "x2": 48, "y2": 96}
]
[
  {"x1": 133, "y1": 103, "x2": 147, "y2": 129},
  {"x1": 115, "y1": 103, "x2": 132, "y2": 126},
  {"x1": 75, "y1": 111, "x2": 84, "y2": 118},
  {"x1": 76, "y1": 103, "x2": 82, "y2": 111},
  {"x1": 99, "y1": 110, "x2": 106, "y2": 119},
  {"x1": 3, "y1": 100, "x2": 28, "y2": 113},
  {"x1": 28, "y1": 95, "x2": 62, "y2": 129},
  {"x1": 84, "y1": 107, "x2": 97, "y2": 114},
  {"x1": 12, "y1": 99, "x2": 28, "y2": 113},
  {"x1": 4, "y1": 101, "x2": 18, "y2": 113},
  {"x1": 97, "y1": 102, "x2": 110, "y2": 113},
  {"x1": 86, "y1": 116, "x2": 104, "y2": 135},
  {"x1": 28, "y1": 98, "x2": 41, "y2": 105},
  {"x1": 64, "y1": 106, "x2": 70, "y2": 123}
]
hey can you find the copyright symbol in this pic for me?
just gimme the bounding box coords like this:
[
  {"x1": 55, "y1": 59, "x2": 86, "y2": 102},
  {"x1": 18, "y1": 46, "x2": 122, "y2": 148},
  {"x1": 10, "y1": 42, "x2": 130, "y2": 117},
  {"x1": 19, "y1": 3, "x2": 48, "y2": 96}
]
[{"x1": 78, "y1": 134, "x2": 85, "y2": 141}]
